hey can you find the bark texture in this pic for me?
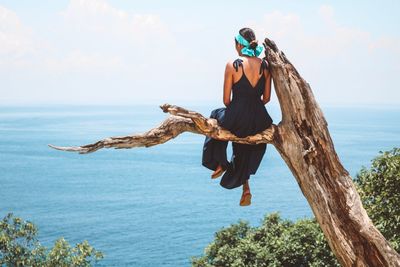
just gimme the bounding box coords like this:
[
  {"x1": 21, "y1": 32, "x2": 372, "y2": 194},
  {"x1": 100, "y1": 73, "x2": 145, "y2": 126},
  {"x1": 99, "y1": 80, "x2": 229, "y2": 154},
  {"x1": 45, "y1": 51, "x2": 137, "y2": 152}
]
[
  {"x1": 48, "y1": 38, "x2": 400, "y2": 267},
  {"x1": 48, "y1": 106, "x2": 276, "y2": 154}
]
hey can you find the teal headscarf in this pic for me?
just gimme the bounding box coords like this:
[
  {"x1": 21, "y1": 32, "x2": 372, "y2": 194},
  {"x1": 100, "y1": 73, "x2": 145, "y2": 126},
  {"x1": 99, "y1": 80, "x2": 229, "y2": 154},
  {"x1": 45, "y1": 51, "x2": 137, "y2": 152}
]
[{"x1": 235, "y1": 33, "x2": 263, "y2": 57}]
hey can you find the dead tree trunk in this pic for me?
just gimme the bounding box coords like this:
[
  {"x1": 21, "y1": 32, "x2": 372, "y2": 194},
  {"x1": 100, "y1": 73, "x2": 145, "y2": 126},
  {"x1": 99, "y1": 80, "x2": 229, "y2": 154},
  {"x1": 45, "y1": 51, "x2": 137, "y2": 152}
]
[{"x1": 49, "y1": 38, "x2": 400, "y2": 267}]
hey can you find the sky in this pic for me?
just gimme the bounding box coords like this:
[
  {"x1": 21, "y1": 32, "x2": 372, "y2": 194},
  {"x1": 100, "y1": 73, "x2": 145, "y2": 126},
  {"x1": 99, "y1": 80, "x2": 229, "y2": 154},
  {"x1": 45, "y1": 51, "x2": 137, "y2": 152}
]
[{"x1": 1, "y1": 0, "x2": 399, "y2": 107}]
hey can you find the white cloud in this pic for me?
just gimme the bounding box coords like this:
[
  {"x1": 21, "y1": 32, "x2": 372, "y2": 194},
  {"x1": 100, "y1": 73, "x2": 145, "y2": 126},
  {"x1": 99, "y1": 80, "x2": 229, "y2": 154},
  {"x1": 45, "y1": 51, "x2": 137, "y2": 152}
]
[
  {"x1": 251, "y1": 10, "x2": 302, "y2": 41},
  {"x1": 318, "y1": 4, "x2": 335, "y2": 28},
  {"x1": 0, "y1": 0, "x2": 198, "y2": 105},
  {"x1": 60, "y1": 0, "x2": 174, "y2": 46},
  {"x1": 247, "y1": 5, "x2": 400, "y2": 105},
  {"x1": 0, "y1": 6, "x2": 35, "y2": 59},
  {"x1": 0, "y1": 0, "x2": 177, "y2": 72},
  {"x1": 43, "y1": 49, "x2": 123, "y2": 72},
  {"x1": 1, "y1": 2, "x2": 398, "y2": 105},
  {"x1": 368, "y1": 36, "x2": 400, "y2": 54},
  {"x1": 251, "y1": 6, "x2": 372, "y2": 57}
]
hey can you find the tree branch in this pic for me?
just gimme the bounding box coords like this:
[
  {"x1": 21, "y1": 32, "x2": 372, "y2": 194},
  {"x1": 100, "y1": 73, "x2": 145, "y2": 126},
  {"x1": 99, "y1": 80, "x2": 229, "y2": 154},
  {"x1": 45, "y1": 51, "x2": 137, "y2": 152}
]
[
  {"x1": 48, "y1": 104, "x2": 277, "y2": 154},
  {"x1": 262, "y1": 37, "x2": 400, "y2": 266}
]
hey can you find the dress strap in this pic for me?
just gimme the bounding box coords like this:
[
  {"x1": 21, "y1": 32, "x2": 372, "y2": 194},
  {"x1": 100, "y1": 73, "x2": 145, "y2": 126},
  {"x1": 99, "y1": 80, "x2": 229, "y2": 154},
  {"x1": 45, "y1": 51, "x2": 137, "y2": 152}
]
[
  {"x1": 259, "y1": 59, "x2": 269, "y2": 75},
  {"x1": 233, "y1": 58, "x2": 244, "y2": 72}
]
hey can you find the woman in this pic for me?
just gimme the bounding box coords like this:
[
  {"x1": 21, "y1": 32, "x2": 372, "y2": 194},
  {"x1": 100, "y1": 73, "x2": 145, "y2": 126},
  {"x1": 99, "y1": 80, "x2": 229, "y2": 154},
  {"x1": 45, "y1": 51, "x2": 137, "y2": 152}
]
[{"x1": 202, "y1": 27, "x2": 273, "y2": 206}]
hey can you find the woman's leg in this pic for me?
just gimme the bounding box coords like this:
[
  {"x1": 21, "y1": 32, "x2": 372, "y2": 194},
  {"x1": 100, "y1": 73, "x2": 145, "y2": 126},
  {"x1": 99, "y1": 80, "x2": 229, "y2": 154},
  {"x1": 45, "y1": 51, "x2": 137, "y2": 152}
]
[
  {"x1": 202, "y1": 108, "x2": 229, "y2": 174},
  {"x1": 202, "y1": 137, "x2": 229, "y2": 171},
  {"x1": 211, "y1": 162, "x2": 227, "y2": 178},
  {"x1": 242, "y1": 179, "x2": 250, "y2": 194}
]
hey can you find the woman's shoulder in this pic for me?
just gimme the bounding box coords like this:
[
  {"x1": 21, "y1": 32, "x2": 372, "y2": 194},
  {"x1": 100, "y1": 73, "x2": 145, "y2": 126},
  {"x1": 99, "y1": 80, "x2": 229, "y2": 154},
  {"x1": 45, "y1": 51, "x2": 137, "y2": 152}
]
[
  {"x1": 226, "y1": 58, "x2": 243, "y2": 65},
  {"x1": 237, "y1": 56, "x2": 265, "y2": 65},
  {"x1": 224, "y1": 60, "x2": 234, "y2": 71},
  {"x1": 225, "y1": 58, "x2": 245, "y2": 72},
  {"x1": 225, "y1": 57, "x2": 265, "y2": 72},
  {"x1": 224, "y1": 58, "x2": 242, "y2": 73}
]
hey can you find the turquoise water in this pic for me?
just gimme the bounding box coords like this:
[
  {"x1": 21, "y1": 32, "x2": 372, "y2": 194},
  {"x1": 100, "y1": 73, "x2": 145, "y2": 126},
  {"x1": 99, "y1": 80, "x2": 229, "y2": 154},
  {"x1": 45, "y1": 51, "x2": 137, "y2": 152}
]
[{"x1": 0, "y1": 104, "x2": 399, "y2": 266}]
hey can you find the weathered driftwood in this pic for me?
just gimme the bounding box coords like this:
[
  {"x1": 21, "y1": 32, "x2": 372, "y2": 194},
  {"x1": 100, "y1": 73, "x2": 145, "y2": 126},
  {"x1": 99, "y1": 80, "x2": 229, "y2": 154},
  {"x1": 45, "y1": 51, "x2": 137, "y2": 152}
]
[
  {"x1": 48, "y1": 38, "x2": 400, "y2": 267},
  {"x1": 48, "y1": 107, "x2": 276, "y2": 154}
]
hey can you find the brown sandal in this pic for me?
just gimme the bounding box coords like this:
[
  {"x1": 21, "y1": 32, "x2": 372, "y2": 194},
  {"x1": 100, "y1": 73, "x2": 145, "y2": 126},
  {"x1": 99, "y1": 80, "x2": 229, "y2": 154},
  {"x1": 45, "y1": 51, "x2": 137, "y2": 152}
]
[{"x1": 239, "y1": 191, "x2": 252, "y2": 206}]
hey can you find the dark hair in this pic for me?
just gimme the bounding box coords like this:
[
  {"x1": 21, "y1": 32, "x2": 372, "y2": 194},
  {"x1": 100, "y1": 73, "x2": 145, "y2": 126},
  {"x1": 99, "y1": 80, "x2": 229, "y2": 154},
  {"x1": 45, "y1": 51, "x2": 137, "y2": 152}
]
[{"x1": 236, "y1": 27, "x2": 258, "y2": 50}]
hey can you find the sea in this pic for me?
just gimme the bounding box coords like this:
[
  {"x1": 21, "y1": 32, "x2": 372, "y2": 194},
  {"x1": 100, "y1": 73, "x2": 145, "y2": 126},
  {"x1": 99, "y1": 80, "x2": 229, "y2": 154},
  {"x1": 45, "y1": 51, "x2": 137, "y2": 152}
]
[{"x1": 0, "y1": 103, "x2": 399, "y2": 266}]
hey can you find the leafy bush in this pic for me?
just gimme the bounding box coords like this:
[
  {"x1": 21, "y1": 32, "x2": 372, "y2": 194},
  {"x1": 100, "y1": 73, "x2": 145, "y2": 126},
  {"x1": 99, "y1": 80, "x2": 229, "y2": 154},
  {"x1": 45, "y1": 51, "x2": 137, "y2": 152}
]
[
  {"x1": 354, "y1": 147, "x2": 400, "y2": 252},
  {"x1": 191, "y1": 212, "x2": 340, "y2": 267},
  {"x1": 0, "y1": 213, "x2": 103, "y2": 267},
  {"x1": 192, "y1": 147, "x2": 400, "y2": 266}
]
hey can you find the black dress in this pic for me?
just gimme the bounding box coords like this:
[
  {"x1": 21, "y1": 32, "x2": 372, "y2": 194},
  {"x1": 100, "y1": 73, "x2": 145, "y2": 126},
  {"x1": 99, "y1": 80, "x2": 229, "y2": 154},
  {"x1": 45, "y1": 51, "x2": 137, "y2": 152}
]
[{"x1": 202, "y1": 58, "x2": 273, "y2": 189}]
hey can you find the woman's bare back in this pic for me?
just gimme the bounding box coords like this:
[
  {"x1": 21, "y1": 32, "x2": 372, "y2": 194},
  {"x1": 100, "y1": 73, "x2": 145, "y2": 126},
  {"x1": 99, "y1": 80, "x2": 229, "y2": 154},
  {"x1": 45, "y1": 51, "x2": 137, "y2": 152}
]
[{"x1": 232, "y1": 56, "x2": 264, "y2": 87}]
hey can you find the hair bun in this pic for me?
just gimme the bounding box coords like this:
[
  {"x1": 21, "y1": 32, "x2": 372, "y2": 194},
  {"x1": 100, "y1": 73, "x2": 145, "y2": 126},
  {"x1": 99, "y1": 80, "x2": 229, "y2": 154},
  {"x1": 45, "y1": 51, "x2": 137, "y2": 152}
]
[{"x1": 249, "y1": 39, "x2": 258, "y2": 49}]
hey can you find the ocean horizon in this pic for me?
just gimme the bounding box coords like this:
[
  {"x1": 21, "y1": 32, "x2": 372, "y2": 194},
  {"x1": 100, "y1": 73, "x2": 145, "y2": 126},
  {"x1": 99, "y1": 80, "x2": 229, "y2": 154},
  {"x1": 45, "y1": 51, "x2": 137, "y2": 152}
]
[{"x1": 1, "y1": 103, "x2": 399, "y2": 266}]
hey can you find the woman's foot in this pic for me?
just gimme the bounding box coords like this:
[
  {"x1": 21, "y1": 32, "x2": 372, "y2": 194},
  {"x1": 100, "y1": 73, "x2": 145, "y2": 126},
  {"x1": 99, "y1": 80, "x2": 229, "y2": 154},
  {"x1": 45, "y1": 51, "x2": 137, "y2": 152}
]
[
  {"x1": 211, "y1": 164, "x2": 225, "y2": 179},
  {"x1": 240, "y1": 181, "x2": 252, "y2": 206},
  {"x1": 239, "y1": 189, "x2": 252, "y2": 206}
]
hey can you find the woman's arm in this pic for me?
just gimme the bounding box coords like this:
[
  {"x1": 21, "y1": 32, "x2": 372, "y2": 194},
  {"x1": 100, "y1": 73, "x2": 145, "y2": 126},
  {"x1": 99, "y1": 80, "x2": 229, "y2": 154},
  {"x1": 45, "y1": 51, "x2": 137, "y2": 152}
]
[
  {"x1": 223, "y1": 62, "x2": 234, "y2": 107},
  {"x1": 262, "y1": 68, "x2": 272, "y2": 105}
]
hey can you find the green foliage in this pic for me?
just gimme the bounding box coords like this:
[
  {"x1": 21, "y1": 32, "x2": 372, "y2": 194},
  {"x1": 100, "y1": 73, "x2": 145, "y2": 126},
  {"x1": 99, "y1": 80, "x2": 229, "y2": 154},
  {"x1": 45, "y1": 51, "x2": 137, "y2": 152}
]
[
  {"x1": 0, "y1": 213, "x2": 103, "y2": 267},
  {"x1": 192, "y1": 147, "x2": 400, "y2": 266},
  {"x1": 353, "y1": 147, "x2": 400, "y2": 252},
  {"x1": 45, "y1": 238, "x2": 103, "y2": 267},
  {"x1": 191, "y1": 212, "x2": 340, "y2": 267}
]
